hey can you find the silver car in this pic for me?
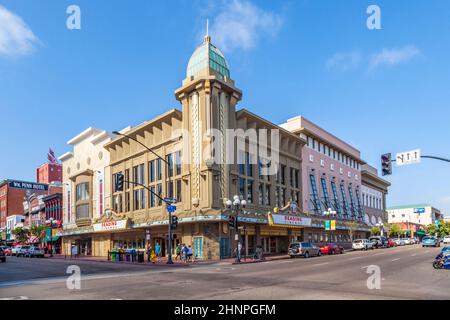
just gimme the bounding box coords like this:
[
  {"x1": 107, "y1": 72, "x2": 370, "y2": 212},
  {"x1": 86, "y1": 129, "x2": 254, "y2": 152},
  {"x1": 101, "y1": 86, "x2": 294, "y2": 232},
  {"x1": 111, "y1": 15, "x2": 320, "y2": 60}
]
[{"x1": 288, "y1": 242, "x2": 322, "y2": 258}]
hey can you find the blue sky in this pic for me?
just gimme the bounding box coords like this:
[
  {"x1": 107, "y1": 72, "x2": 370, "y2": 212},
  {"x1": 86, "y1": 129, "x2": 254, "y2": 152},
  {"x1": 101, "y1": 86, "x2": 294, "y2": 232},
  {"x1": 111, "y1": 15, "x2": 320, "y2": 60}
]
[{"x1": 1, "y1": 0, "x2": 449, "y2": 216}]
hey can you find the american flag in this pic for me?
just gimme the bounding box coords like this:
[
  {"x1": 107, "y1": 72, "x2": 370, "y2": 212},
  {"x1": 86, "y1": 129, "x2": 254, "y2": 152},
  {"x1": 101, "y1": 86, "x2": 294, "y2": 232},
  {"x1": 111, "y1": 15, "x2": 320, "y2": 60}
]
[{"x1": 48, "y1": 148, "x2": 58, "y2": 164}]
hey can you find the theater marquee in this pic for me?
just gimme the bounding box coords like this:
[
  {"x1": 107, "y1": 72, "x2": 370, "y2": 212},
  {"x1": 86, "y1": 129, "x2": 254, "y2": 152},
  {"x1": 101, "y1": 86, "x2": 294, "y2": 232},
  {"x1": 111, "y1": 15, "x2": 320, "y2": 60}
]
[{"x1": 268, "y1": 213, "x2": 312, "y2": 228}]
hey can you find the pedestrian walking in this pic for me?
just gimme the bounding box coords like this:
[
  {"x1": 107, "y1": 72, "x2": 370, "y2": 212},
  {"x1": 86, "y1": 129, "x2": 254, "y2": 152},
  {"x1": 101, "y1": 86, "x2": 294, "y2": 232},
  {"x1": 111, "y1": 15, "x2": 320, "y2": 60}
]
[
  {"x1": 175, "y1": 243, "x2": 181, "y2": 261},
  {"x1": 182, "y1": 244, "x2": 189, "y2": 264},
  {"x1": 187, "y1": 245, "x2": 193, "y2": 262}
]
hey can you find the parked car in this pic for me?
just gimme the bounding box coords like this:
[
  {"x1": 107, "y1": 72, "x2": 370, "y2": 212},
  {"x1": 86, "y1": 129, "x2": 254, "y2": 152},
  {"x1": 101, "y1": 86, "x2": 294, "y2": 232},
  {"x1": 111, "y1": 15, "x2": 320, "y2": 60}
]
[
  {"x1": 393, "y1": 238, "x2": 405, "y2": 246},
  {"x1": 422, "y1": 236, "x2": 440, "y2": 247},
  {"x1": 403, "y1": 238, "x2": 412, "y2": 245},
  {"x1": 320, "y1": 243, "x2": 344, "y2": 255},
  {"x1": 410, "y1": 237, "x2": 419, "y2": 244},
  {"x1": 0, "y1": 246, "x2": 11, "y2": 256},
  {"x1": 15, "y1": 245, "x2": 31, "y2": 257},
  {"x1": 369, "y1": 236, "x2": 388, "y2": 248},
  {"x1": 443, "y1": 236, "x2": 450, "y2": 244},
  {"x1": 352, "y1": 239, "x2": 374, "y2": 251},
  {"x1": 25, "y1": 246, "x2": 45, "y2": 258},
  {"x1": 0, "y1": 247, "x2": 6, "y2": 263},
  {"x1": 288, "y1": 242, "x2": 322, "y2": 258}
]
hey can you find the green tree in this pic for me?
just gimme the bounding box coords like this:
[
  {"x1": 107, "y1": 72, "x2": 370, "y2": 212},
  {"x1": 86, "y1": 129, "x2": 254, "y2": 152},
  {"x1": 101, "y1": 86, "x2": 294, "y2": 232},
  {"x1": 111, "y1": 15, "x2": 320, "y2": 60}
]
[
  {"x1": 387, "y1": 224, "x2": 401, "y2": 237},
  {"x1": 345, "y1": 221, "x2": 359, "y2": 241},
  {"x1": 369, "y1": 226, "x2": 381, "y2": 236},
  {"x1": 30, "y1": 225, "x2": 47, "y2": 245},
  {"x1": 11, "y1": 227, "x2": 30, "y2": 243}
]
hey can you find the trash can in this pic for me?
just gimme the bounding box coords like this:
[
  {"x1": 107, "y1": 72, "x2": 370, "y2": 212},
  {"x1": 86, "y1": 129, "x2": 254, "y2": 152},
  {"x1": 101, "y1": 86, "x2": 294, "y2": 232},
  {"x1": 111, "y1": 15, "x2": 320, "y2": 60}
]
[
  {"x1": 137, "y1": 251, "x2": 144, "y2": 263},
  {"x1": 111, "y1": 250, "x2": 118, "y2": 262}
]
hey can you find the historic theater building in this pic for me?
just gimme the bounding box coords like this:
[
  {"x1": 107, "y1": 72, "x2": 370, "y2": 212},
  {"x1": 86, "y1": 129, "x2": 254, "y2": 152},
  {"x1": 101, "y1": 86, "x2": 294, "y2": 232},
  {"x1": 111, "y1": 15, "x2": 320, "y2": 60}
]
[{"x1": 58, "y1": 34, "x2": 311, "y2": 259}]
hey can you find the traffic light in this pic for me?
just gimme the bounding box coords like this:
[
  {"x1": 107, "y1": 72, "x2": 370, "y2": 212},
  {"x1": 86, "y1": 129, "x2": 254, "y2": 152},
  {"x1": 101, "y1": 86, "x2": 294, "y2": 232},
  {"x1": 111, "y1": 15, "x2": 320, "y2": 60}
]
[
  {"x1": 170, "y1": 215, "x2": 178, "y2": 230},
  {"x1": 228, "y1": 215, "x2": 236, "y2": 228},
  {"x1": 381, "y1": 153, "x2": 392, "y2": 176},
  {"x1": 115, "y1": 173, "x2": 124, "y2": 192}
]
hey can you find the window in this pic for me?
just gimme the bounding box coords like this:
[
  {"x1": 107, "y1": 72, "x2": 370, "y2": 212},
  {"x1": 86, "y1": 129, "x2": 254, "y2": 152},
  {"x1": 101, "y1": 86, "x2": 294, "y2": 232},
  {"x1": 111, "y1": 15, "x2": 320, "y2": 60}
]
[
  {"x1": 76, "y1": 183, "x2": 89, "y2": 201},
  {"x1": 340, "y1": 183, "x2": 351, "y2": 218},
  {"x1": 309, "y1": 174, "x2": 321, "y2": 214},
  {"x1": 176, "y1": 179, "x2": 182, "y2": 203},
  {"x1": 239, "y1": 178, "x2": 245, "y2": 198},
  {"x1": 149, "y1": 160, "x2": 155, "y2": 183},
  {"x1": 247, "y1": 180, "x2": 254, "y2": 203},
  {"x1": 320, "y1": 177, "x2": 331, "y2": 210},
  {"x1": 76, "y1": 203, "x2": 89, "y2": 219},
  {"x1": 175, "y1": 151, "x2": 182, "y2": 175},
  {"x1": 330, "y1": 181, "x2": 342, "y2": 217},
  {"x1": 348, "y1": 185, "x2": 358, "y2": 219}
]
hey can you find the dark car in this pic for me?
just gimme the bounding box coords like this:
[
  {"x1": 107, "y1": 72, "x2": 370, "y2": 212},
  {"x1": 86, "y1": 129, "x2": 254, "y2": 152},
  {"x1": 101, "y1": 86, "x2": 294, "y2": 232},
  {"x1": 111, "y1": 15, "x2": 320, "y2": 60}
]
[
  {"x1": 288, "y1": 242, "x2": 322, "y2": 258},
  {"x1": 369, "y1": 236, "x2": 389, "y2": 248},
  {"x1": 0, "y1": 247, "x2": 6, "y2": 263},
  {"x1": 320, "y1": 243, "x2": 344, "y2": 255}
]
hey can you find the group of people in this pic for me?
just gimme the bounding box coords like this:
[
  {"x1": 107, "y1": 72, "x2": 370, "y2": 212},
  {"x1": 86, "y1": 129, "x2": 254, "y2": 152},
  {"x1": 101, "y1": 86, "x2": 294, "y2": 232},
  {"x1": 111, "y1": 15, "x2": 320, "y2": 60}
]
[
  {"x1": 175, "y1": 243, "x2": 194, "y2": 263},
  {"x1": 145, "y1": 242, "x2": 194, "y2": 263}
]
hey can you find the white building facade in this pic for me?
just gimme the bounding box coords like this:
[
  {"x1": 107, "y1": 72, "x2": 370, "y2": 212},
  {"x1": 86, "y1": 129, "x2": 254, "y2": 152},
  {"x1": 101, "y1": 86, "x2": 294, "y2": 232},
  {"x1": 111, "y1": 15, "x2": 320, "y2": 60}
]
[{"x1": 387, "y1": 204, "x2": 443, "y2": 226}]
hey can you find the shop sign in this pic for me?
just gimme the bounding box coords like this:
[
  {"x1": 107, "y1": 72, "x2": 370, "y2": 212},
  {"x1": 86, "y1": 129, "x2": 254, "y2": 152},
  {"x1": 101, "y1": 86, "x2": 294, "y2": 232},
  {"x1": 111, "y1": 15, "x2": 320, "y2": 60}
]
[
  {"x1": 93, "y1": 219, "x2": 128, "y2": 232},
  {"x1": 269, "y1": 214, "x2": 312, "y2": 227}
]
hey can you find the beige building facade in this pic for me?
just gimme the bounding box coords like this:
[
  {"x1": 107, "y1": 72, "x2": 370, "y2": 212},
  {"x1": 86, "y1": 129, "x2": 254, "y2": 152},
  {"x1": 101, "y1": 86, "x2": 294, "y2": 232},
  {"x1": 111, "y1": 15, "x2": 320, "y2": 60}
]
[{"x1": 58, "y1": 127, "x2": 113, "y2": 256}]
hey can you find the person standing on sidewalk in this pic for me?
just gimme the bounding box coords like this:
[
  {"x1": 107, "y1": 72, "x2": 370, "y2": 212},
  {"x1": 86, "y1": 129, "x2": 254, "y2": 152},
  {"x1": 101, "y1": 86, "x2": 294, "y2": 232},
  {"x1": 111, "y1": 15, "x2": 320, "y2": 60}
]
[
  {"x1": 155, "y1": 242, "x2": 161, "y2": 262},
  {"x1": 236, "y1": 242, "x2": 242, "y2": 263},
  {"x1": 146, "y1": 243, "x2": 152, "y2": 263}
]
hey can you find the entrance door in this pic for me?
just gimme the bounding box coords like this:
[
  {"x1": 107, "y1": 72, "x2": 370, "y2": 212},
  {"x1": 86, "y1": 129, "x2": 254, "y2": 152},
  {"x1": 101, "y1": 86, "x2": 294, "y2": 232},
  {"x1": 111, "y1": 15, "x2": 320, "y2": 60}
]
[
  {"x1": 193, "y1": 236, "x2": 203, "y2": 259},
  {"x1": 220, "y1": 238, "x2": 229, "y2": 258}
]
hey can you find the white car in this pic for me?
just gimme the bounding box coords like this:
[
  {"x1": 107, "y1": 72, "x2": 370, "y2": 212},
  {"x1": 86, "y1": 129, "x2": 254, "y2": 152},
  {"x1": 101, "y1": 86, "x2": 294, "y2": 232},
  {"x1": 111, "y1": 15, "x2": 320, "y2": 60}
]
[
  {"x1": 352, "y1": 239, "x2": 374, "y2": 251},
  {"x1": 443, "y1": 236, "x2": 450, "y2": 244},
  {"x1": 403, "y1": 238, "x2": 411, "y2": 245},
  {"x1": 15, "y1": 245, "x2": 31, "y2": 257}
]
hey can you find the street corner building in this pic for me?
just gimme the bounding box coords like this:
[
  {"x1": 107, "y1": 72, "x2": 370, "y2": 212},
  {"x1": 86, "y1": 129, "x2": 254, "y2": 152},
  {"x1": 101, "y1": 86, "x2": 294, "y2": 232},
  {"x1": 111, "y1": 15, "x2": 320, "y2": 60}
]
[{"x1": 56, "y1": 34, "x2": 389, "y2": 260}]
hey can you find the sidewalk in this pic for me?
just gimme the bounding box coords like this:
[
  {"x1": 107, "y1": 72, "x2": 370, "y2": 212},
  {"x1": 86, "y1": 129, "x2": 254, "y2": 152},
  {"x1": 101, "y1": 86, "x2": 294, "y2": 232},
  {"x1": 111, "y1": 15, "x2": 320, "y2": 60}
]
[{"x1": 46, "y1": 253, "x2": 290, "y2": 266}]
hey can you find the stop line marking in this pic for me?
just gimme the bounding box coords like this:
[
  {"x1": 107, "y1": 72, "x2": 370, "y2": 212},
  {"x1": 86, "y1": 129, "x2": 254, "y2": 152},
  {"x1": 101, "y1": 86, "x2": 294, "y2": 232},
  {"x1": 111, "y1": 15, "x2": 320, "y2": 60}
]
[{"x1": 391, "y1": 258, "x2": 401, "y2": 262}]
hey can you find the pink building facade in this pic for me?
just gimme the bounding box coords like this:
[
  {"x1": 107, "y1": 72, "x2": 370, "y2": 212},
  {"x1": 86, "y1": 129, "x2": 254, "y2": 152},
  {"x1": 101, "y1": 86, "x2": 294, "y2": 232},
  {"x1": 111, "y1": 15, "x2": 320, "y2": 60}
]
[{"x1": 281, "y1": 116, "x2": 365, "y2": 219}]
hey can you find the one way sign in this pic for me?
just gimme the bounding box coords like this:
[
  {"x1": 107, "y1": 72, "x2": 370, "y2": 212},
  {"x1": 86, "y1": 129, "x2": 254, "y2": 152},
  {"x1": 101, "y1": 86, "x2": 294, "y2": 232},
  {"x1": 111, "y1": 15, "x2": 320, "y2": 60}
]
[{"x1": 396, "y1": 149, "x2": 421, "y2": 166}]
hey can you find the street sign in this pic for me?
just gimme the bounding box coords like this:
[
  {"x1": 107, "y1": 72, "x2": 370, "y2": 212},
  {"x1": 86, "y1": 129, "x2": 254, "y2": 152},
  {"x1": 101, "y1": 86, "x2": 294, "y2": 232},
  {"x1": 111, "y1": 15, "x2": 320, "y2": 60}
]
[
  {"x1": 396, "y1": 149, "x2": 421, "y2": 166},
  {"x1": 167, "y1": 205, "x2": 176, "y2": 213}
]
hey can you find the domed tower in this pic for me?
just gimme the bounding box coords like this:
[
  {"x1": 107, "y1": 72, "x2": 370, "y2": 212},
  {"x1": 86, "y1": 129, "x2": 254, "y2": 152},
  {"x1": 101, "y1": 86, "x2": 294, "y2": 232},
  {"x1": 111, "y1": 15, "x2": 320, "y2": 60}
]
[{"x1": 175, "y1": 33, "x2": 242, "y2": 210}]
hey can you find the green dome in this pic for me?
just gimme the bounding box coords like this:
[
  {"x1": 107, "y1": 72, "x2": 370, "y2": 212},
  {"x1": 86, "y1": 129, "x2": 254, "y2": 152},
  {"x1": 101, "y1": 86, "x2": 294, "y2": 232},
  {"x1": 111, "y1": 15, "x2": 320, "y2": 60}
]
[{"x1": 187, "y1": 37, "x2": 230, "y2": 79}]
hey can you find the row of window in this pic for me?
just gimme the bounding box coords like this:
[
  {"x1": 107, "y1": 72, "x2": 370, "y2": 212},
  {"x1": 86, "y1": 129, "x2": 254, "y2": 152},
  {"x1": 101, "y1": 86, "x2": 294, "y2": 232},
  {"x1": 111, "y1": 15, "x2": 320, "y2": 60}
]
[
  {"x1": 237, "y1": 152, "x2": 301, "y2": 208},
  {"x1": 112, "y1": 152, "x2": 183, "y2": 213},
  {"x1": 362, "y1": 193, "x2": 383, "y2": 210},
  {"x1": 306, "y1": 136, "x2": 360, "y2": 171},
  {"x1": 309, "y1": 174, "x2": 363, "y2": 220}
]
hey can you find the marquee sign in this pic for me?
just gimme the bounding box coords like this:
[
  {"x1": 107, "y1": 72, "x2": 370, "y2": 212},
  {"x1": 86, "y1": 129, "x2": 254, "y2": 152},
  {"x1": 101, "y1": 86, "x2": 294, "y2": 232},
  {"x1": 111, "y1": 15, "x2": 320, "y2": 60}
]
[
  {"x1": 93, "y1": 219, "x2": 128, "y2": 232},
  {"x1": 269, "y1": 214, "x2": 312, "y2": 227},
  {"x1": 8, "y1": 180, "x2": 49, "y2": 191}
]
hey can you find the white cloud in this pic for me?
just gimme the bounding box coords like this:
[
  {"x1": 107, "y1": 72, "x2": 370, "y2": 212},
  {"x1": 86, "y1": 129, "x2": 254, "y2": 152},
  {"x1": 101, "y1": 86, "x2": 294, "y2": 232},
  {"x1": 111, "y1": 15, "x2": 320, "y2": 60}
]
[
  {"x1": 209, "y1": 0, "x2": 283, "y2": 52},
  {"x1": 326, "y1": 51, "x2": 362, "y2": 71},
  {"x1": 0, "y1": 5, "x2": 41, "y2": 57},
  {"x1": 369, "y1": 45, "x2": 420, "y2": 70}
]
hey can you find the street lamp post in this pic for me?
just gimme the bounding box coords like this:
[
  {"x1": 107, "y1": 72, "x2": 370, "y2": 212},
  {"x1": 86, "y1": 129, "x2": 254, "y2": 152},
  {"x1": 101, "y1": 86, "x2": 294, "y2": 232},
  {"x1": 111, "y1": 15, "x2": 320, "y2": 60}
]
[
  {"x1": 226, "y1": 195, "x2": 247, "y2": 262},
  {"x1": 113, "y1": 131, "x2": 175, "y2": 265},
  {"x1": 47, "y1": 217, "x2": 55, "y2": 257},
  {"x1": 323, "y1": 208, "x2": 337, "y2": 243}
]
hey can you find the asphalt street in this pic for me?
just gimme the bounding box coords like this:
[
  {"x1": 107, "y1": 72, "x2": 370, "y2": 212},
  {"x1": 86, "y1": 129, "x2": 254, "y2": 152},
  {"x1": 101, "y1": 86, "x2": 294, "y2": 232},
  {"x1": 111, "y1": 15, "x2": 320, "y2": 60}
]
[{"x1": 0, "y1": 244, "x2": 448, "y2": 300}]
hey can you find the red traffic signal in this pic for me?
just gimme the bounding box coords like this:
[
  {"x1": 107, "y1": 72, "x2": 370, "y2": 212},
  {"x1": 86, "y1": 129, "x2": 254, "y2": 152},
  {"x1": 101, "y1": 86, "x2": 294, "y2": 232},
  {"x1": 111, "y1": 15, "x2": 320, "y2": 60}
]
[{"x1": 381, "y1": 153, "x2": 392, "y2": 176}]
